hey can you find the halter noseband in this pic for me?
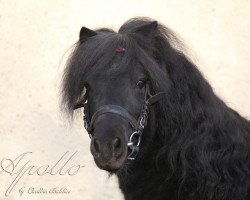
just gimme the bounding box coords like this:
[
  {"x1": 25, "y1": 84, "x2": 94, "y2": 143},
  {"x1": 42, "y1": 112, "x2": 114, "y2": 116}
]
[{"x1": 83, "y1": 84, "x2": 165, "y2": 160}]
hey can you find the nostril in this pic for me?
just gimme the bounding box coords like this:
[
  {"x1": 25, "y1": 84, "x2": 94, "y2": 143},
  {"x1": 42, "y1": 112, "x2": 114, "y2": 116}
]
[
  {"x1": 93, "y1": 139, "x2": 101, "y2": 154},
  {"x1": 112, "y1": 137, "x2": 121, "y2": 150}
]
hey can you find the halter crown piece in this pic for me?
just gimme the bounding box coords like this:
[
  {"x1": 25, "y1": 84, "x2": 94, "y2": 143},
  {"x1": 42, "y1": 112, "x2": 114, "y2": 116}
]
[{"x1": 82, "y1": 84, "x2": 165, "y2": 160}]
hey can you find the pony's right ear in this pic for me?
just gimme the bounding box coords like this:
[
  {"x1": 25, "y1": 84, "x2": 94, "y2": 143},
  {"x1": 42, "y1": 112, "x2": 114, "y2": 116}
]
[
  {"x1": 79, "y1": 27, "x2": 97, "y2": 44},
  {"x1": 73, "y1": 94, "x2": 87, "y2": 109},
  {"x1": 73, "y1": 85, "x2": 88, "y2": 110}
]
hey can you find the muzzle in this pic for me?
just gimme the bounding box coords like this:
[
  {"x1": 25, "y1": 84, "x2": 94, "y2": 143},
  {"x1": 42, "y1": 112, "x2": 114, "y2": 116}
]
[{"x1": 82, "y1": 84, "x2": 165, "y2": 160}]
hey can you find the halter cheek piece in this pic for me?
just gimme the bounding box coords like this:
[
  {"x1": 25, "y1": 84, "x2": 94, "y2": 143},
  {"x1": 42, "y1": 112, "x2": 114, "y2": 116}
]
[{"x1": 83, "y1": 84, "x2": 165, "y2": 160}]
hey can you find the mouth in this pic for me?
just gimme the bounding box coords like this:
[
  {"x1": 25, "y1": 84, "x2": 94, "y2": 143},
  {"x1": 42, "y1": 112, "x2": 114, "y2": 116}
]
[
  {"x1": 93, "y1": 156, "x2": 126, "y2": 173},
  {"x1": 98, "y1": 163, "x2": 121, "y2": 174}
]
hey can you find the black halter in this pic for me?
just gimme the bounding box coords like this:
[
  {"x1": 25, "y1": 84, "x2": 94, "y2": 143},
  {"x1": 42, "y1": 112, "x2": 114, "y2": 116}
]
[{"x1": 83, "y1": 84, "x2": 165, "y2": 160}]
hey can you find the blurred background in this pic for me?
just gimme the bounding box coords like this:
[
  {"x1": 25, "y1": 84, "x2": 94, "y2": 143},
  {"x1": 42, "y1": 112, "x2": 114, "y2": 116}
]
[{"x1": 0, "y1": 0, "x2": 249, "y2": 199}]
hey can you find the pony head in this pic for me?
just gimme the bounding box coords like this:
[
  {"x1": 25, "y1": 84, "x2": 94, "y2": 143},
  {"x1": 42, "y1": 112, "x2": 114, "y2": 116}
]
[{"x1": 61, "y1": 18, "x2": 173, "y2": 172}]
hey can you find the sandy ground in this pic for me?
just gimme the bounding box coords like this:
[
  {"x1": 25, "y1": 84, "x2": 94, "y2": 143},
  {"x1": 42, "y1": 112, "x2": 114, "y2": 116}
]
[{"x1": 0, "y1": 0, "x2": 249, "y2": 199}]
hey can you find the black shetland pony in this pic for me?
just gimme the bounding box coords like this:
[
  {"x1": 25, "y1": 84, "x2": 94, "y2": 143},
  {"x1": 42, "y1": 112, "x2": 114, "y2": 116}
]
[{"x1": 62, "y1": 18, "x2": 250, "y2": 200}]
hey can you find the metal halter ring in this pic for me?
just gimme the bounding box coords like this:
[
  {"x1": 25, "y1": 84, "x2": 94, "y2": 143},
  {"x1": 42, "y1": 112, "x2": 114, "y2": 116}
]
[{"x1": 127, "y1": 131, "x2": 141, "y2": 147}]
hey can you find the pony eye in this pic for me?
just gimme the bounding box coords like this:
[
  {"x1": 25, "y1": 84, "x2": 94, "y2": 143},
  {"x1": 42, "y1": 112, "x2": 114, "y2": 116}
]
[{"x1": 137, "y1": 80, "x2": 146, "y2": 89}]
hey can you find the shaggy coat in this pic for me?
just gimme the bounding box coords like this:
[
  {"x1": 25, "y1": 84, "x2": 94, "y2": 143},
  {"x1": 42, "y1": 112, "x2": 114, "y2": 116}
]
[{"x1": 62, "y1": 18, "x2": 250, "y2": 200}]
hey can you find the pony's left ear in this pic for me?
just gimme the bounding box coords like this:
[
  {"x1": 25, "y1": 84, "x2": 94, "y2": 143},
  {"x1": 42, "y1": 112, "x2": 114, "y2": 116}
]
[
  {"x1": 79, "y1": 27, "x2": 97, "y2": 44},
  {"x1": 133, "y1": 21, "x2": 158, "y2": 40}
]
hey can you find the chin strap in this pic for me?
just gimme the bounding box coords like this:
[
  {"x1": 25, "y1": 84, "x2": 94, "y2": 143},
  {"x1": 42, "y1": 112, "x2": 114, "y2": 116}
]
[{"x1": 82, "y1": 84, "x2": 166, "y2": 160}]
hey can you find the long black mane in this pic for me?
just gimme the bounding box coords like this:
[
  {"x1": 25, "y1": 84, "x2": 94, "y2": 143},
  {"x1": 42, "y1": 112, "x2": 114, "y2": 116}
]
[{"x1": 62, "y1": 17, "x2": 250, "y2": 200}]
